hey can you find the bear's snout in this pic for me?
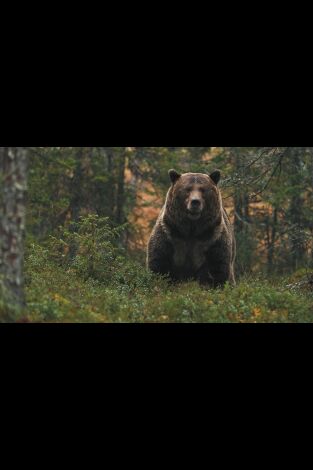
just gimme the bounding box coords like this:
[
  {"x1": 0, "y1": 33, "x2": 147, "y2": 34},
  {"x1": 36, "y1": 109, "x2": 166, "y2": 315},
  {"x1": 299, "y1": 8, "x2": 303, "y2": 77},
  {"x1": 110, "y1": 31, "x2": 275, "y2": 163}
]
[
  {"x1": 187, "y1": 191, "x2": 204, "y2": 220},
  {"x1": 187, "y1": 190, "x2": 203, "y2": 214},
  {"x1": 190, "y1": 198, "x2": 201, "y2": 208}
]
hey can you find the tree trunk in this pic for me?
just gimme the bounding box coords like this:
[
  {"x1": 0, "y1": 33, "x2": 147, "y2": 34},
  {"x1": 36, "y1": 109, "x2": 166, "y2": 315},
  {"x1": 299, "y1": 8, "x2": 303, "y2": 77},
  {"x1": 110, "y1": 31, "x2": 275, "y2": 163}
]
[
  {"x1": 232, "y1": 149, "x2": 252, "y2": 274},
  {"x1": 115, "y1": 149, "x2": 127, "y2": 225},
  {"x1": 68, "y1": 148, "x2": 85, "y2": 259},
  {"x1": 0, "y1": 147, "x2": 28, "y2": 311},
  {"x1": 288, "y1": 148, "x2": 306, "y2": 270},
  {"x1": 232, "y1": 150, "x2": 245, "y2": 233},
  {"x1": 106, "y1": 147, "x2": 116, "y2": 219},
  {"x1": 69, "y1": 147, "x2": 84, "y2": 223},
  {"x1": 267, "y1": 208, "x2": 278, "y2": 273}
]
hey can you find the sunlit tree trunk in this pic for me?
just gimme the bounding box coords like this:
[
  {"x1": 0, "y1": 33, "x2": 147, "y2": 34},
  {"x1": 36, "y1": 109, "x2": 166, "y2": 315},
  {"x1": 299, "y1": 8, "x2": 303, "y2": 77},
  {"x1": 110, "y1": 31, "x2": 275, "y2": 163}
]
[{"x1": 0, "y1": 147, "x2": 28, "y2": 310}]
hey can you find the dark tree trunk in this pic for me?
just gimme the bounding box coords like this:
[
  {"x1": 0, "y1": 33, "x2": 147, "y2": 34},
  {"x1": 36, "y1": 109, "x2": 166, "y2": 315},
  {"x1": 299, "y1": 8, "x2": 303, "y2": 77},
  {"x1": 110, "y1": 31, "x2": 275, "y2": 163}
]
[
  {"x1": 69, "y1": 147, "x2": 84, "y2": 223},
  {"x1": 267, "y1": 208, "x2": 278, "y2": 273},
  {"x1": 288, "y1": 149, "x2": 306, "y2": 270},
  {"x1": 232, "y1": 150, "x2": 245, "y2": 233},
  {"x1": 232, "y1": 149, "x2": 252, "y2": 274},
  {"x1": 115, "y1": 149, "x2": 127, "y2": 225},
  {"x1": 106, "y1": 147, "x2": 116, "y2": 219},
  {"x1": 68, "y1": 148, "x2": 85, "y2": 259},
  {"x1": 0, "y1": 147, "x2": 28, "y2": 312}
]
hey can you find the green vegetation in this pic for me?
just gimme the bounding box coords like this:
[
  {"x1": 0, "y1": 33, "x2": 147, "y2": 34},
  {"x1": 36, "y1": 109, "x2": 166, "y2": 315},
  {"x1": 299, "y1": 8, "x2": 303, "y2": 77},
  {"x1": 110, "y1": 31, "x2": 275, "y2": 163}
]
[
  {"x1": 1, "y1": 147, "x2": 313, "y2": 323},
  {"x1": 23, "y1": 256, "x2": 313, "y2": 324},
  {"x1": 19, "y1": 217, "x2": 313, "y2": 323}
]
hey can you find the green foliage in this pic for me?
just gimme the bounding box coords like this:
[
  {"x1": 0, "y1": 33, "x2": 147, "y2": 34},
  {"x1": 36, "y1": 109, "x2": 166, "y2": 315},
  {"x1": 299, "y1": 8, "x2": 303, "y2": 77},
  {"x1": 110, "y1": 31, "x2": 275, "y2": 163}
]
[
  {"x1": 211, "y1": 147, "x2": 313, "y2": 273},
  {"x1": 23, "y1": 248, "x2": 313, "y2": 323},
  {"x1": 23, "y1": 215, "x2": 313, "y2": 323},
  {"x1": 18, "y1": 146, "x2": 313, "y2": 323},
  {"x1": 24, "y1": 216, "x2": 170, "y2": 322},
  {"x1": 47, "y1": 215, "x2": 125, "y2": 280},
  {"x1": 41, "y1": 214, "x2": 167, "y2": 293}
]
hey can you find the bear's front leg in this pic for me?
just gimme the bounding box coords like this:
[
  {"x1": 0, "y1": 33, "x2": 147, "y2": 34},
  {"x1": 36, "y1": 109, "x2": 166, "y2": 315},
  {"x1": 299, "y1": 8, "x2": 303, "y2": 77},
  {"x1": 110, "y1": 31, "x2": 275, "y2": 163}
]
[
  {"x1": 210, "y1": 269, "x2": 230, "y2": 287},
  {"x1": 209, "y1": 260, "x2": 235, "y2": 288},
  {"x1": 196, "y1": 263, "x2": 215, "y2": 286},
  {"x1": 147, "y1": 225, "x2": 174, "y2": 277},
  {"x1": 206, "y1": 241, "x2": 234, "y2": 288}
]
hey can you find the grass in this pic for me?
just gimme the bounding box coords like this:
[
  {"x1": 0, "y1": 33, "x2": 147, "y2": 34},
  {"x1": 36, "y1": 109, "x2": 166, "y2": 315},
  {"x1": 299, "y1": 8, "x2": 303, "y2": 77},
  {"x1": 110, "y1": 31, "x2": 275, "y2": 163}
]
[
  {"x1": 1, "y1": 215, "x2": 312, "y2": 323},
  {"x1": 19, "y1": 260, "x2": 313, "y2": 323}
]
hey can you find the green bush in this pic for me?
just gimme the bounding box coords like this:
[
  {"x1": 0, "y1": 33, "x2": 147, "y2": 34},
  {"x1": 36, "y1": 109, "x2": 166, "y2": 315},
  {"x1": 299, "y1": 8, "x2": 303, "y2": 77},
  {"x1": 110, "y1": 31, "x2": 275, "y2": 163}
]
[
  {"x1": 22, "y1": 215, "x2": 313, "y2": 323},
  {"x1": 47, "y1": 215, "x2": 125, "y2": 280},
  {"x1": 24, "y1": 256, "x2": 313, "y2": 323}
]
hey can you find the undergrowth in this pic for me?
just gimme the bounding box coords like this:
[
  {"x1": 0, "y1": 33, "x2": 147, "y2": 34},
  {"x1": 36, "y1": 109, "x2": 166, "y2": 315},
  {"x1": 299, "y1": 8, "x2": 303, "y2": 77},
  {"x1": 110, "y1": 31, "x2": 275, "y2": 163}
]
[{"x1": 1, "y1": 215, "x2": 313, "y2": 323}]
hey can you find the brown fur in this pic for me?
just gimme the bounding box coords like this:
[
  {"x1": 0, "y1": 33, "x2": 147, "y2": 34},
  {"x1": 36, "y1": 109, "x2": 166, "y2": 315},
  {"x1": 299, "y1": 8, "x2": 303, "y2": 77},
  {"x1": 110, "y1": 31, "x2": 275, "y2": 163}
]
[{"x1": 147, "y1": 170, "x2": 236, "y2": 287}]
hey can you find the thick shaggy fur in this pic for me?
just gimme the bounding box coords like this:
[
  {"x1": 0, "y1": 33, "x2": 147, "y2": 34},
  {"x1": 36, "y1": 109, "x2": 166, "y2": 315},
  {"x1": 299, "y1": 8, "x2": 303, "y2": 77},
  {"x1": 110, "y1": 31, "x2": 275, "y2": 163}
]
[{"x1": 147, "y1": 170, "x2": 236, "y2": 287}]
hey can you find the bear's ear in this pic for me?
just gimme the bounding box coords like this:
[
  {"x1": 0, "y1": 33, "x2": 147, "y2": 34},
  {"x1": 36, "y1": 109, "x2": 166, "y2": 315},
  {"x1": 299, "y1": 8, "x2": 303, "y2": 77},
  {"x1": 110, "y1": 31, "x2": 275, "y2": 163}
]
[
  {"x1": 169, "y1": 169, "x2": 181, "y2": 184},
  {"x1": 210, "y1": 170, "x2": 221, "y2": 185}
]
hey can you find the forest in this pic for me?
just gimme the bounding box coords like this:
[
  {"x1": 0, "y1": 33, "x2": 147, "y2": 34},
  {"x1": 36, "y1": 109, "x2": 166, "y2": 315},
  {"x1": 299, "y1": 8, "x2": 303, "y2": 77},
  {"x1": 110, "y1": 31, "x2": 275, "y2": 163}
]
[{"x1": 0, "y1": 146, "x2": 313, "y2": 323}]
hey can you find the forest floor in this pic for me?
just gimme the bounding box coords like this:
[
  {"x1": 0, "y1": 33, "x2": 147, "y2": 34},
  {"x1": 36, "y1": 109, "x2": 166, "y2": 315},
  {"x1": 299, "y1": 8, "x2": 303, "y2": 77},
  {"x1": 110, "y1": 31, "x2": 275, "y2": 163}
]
[{"x1": 18, "y1": 254, "x2": 313, "y2": 323}]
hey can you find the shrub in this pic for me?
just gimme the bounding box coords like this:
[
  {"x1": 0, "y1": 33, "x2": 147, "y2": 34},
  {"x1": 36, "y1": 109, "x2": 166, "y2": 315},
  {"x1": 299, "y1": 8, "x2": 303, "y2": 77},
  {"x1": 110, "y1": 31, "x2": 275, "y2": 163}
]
[
  {"x1": 22, "y1": 216, "x2": 313, "y2": 323},
  {"x1": 46, "y1": 215, "x2": 125, "y2": 280}
]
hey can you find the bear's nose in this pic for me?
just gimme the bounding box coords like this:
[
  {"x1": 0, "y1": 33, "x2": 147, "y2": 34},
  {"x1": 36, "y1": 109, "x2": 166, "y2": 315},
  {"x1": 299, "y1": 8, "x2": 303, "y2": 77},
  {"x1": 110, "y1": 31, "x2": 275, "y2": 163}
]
[{"x1": 191, "y1": 199, "x2": 201, "y2": 208}]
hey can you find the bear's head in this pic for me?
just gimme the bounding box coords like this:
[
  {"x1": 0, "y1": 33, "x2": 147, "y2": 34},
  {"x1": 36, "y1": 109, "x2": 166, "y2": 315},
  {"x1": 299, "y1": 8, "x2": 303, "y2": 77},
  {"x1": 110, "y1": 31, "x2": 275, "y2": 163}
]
[{"x1": 166, "y1": 169, "x2": 222, "y2": 224}]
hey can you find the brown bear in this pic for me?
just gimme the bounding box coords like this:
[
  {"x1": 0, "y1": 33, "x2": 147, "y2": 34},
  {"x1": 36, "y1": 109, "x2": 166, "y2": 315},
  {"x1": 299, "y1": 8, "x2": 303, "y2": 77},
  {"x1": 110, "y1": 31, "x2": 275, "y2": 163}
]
[{"x1": 147, "y1": 169, "x2": 236, "y2": 287}]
